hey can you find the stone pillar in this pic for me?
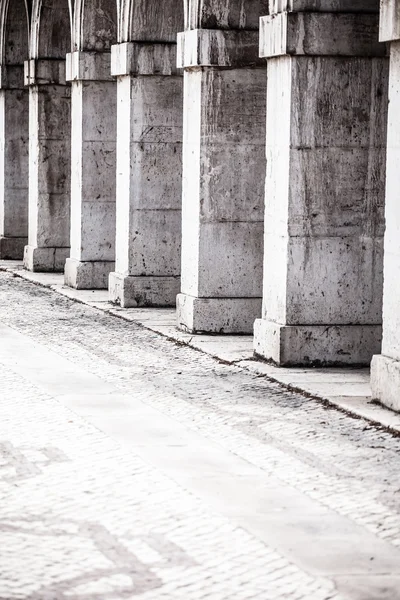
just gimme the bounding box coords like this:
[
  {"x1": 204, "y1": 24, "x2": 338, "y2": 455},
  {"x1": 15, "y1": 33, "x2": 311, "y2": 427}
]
[
  {"x1": 108, "y1": 43, "x2": 183, "y2": 307},
  {"x1": 23, "y1": 59, "x2": 71, "y2": 272},
  {"x1": 254, "y1": 7, "x2": 388, "y2": 366},
  {"x1": 371, "y1": 2, "x2": 400, "y2": 410},
  {"x1": 64, "y1": 52, "x2": 116, "y2": 289},
  {"x1": 0, "y1": 64, "x2": 29, "y2": 259},
  {"x1": 176, "y1": 29, "x2": 266, "y2": 334}
]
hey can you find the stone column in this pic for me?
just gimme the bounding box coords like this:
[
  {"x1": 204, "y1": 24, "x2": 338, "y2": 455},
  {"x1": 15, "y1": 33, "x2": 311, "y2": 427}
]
[
  {"x1": 176, "y1": 29, "x2": 266, "y2": 334},
  {"x1": 371, "y1": 2, "x2": 400, "y2": 410},
  {"x1": 254, "y1": 7, "x2": 388, "y2": 366},
  {"x1": 23, "y1": 59, "x2": 71, "y2": 272},
  {"x1": 0, "y1": 64, "x2": 28, "y2": 259},
  {"x1": 64, "y1": 52, "x2": 116, "y2": 289},
  {"x1": 108, "y1": 43, "x2": 183, "y2": 307}
]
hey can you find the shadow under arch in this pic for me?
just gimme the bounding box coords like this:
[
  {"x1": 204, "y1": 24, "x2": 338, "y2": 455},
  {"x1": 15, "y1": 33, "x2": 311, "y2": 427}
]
[
  {"x1": 0, "y1": 0, "x2": 30, "y2": 66},
  {"x1": 73, "y1": 0, "x2": 118, "y2": 52},
  {"x1": 183, "y1": 0, "x2": 268, "y2": 30},
  {"x1": 30, "y1": 0, "x2": 72, "y2": 59},
  {"x1": 119, "y1": 0, "x2": 184, "y2": 43}
]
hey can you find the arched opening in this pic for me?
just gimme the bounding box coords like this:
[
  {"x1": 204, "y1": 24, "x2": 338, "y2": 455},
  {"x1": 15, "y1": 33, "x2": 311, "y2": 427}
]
[
  {"x1": 184, "y1": 0, "x2": 268, "y2": 30},
  {"x1": 31, "y1": 0, "x2": 72, "y2": 59},
  {"x1": 0, "y1": 0, "x2": 30, "y2": 259},
  {"x1": 74, "y1": 0, "x2": 118, "y2": 51},
  {"x1": 120, "y1": 0, "x2": 184, "y2": 43}
]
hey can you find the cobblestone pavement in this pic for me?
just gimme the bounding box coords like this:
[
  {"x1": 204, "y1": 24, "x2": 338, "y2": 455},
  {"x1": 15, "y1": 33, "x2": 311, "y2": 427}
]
[{"x1": 1, "y1": 271, "x2": 400, "y2": 600}]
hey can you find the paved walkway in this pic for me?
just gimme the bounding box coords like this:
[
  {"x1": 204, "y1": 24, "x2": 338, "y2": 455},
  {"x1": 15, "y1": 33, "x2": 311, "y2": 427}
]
[{"x1": 1, "y1": 271, "x2": 400, "y2": 600}]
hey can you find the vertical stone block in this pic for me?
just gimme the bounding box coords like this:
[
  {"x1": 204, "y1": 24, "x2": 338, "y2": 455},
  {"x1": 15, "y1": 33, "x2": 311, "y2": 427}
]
[
  {"x1": 64, "y1": 52, "x2": 117, "y2": 289},
  {"x1": 254, "y1": 11, "x2": 388, "y2": 365},
  {"x1": 177, "y1": 29, "x2": 266, "y2": 334},
  {"x1": 109, "y1": 42, "x2": 183, "y2": 308},
  {"x1": 24, "y1": 60, "x2": 71, "y2": 272},
  {"x1": 0, "y1": 67, "x2": 29, "y2": 259}
]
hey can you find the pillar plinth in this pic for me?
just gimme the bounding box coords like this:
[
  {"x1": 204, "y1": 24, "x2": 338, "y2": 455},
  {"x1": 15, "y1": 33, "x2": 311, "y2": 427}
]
[
  {"x1": 0, "y1": 65, "x2": 28, "y2": 259},
  {"x1": 64, "y1": 51, "x2": 116, "y2": 289},
  {"x1": 254, "y1": 7, "x2": 388, "y2": 366},
  {"x1": 371, "y1": 6, "x2": 400, "y2": 410},
  {"x1": 177, "y1": 28, "x2": 266, "y2": 334},
  {"x1": 108, "y1": 42, "x2": 182, "y2": 308},
  {"x1": 24, "y1": 59, "x2": 71, "y2": 272}
]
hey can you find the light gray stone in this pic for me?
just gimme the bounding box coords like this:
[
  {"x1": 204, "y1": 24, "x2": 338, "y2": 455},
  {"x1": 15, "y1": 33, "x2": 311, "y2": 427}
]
[
  {"x1": 64, "y1": 258, "x2": 115, "y2": 290},
  {"x1": 109, "y1": 65, "x2": 183, "y2": 308},
  {"x1": 177, "y1": 293, "x2": 262, "y2": 334},
  {"x1": 255, "y1": 22, "x2": 388, "y2": 365},
  {"x1": 254, "y1": 319, "x2": 382, "y2": 367},
  {"x1": 24, "y1": 76, "x2": 71, "y2": 273},
  {"x1": 109, "y1": 272, "x2": 180, "y2": 308},
  {"x1": 179, "y1": 62, "x2": 266, "y2": 332},
  {"x1": 66, "y1": 55, "x2": 117, "y2": 290}
]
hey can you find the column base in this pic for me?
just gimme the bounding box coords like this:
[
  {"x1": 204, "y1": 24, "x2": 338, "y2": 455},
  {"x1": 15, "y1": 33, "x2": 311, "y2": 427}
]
[
  {"x1": 0, "y1": 237, "x2": 27, "y2": 260},
  {"x1": 65, "y1": 258, "x2": 115, "y2": 290},
  {"x1": 371, "y1": 354, "x2": 400, "y2": 412},
  {"x1": 254, "y1": 319, "x2": 382, "y2": 367},
  {"x1": 23, "y1": 245, "x2": 70, "y2": 273},
  {"x1": 109, "y1": 272, "x2": 180, "y2": 308},
  {"x1": 177, "y1": 293, "x2": 262, "y2": 334}
]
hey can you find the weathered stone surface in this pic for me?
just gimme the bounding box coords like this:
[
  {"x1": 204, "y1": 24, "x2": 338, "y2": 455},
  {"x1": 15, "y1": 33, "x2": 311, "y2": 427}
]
[
  {"x1": 255, "y1": 17, "x2": 388, "y2": 365},
  {"x1": 67, "y1": 68, "x2": 117, "y2": 289},
  {"x1": 179, "y1": 65, "x2": 266, "y2": 332},
  {"x1": 109, "y1": 70, "x2": 183, "y2": 307},
  {"x1": 24, "y1": 80, "x2": 71, "y2": 273},
  {"x1": 109, "y1": 272, "x2": 180, "y2": 308},
  {"x1": 260, "y1": 13, "x2": 386, "y2": 58},
  {"x1": 254, "y1": 319, "x2": 382, "y2": 367},
  {"x1": 371, "y1": 38, "x2": 400, "y2": 409},
  {"x1": 177, "y1": 293, "x2": 262, "y2": 334},
  {"x1": 64, "y1": 258, "x2": 114, "y2": 290}
]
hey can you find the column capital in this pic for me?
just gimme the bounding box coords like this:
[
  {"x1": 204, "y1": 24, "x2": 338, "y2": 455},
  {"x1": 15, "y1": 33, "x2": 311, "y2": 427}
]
[
  {"x1": 0, "y1": 65, "x2": 25, "y2": 90},
  {"x1": 260, "y1": 12, "x2": 387, "y2": 58},
  {"x1": 24, "y1": 59, "x2": 66, "y2": 86},
  {"x1": 66, "y1": 52, "x2": 113, "y2": 82},
  {"x1": 111, "y1": 42, "x2": 179, "y2": 77},
  {"x1": 177, "y1": 29, "x2": 263, "y2": 69}
]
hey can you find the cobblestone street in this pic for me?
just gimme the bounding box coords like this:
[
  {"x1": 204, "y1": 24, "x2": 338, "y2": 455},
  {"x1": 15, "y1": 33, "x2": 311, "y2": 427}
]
[{"x1": 1, "y1": 271, "x2": 400, "y2": 600}]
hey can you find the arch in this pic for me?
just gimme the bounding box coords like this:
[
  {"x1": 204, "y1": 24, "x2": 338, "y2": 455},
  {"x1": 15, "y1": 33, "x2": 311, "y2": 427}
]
[
  {"x1": 119, "y1": 0, "x2": 184, "y2": 43},
  {"x1": 184, "y1": 0, "x2": 269, "y2": 30},
  {"x1": 30, "y1": 0, "x2": 72, "y2": 59},
  {"x1": 73, "y1": 0, "x2": 118, "y2": 52},
  {"x1": 0, "y1": 0, "x2": 30, "y2": 65}
]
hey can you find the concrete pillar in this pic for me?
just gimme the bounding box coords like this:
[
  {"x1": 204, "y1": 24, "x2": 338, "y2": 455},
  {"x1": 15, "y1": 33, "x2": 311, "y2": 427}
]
[
  {"x1": 176, "y1": 29, "x2": 266, "y2": 334},
  {"x1": 371, "y1": 2, "x2": 400, "y2": 410},
  {"x1": 64, "y1": 52, "x2": 116, "y2": 289},
  {"x1": 108, "y1": 43, "x2": 183, "y2": 307},
  {"x1": 254, "y1": 6, "x2": 388, "y2": 366},
  {"x1": 23, "y1": 59, "x2": 71, "y2": 272},
  {"x1": 0, "y1": 64, "x2": 28, "y2": 259}
]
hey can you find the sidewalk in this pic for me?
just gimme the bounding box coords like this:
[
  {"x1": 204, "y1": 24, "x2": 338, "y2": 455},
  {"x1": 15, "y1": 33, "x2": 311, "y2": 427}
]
[{"x1": 1, "y1": 259, "x2": 399, "y2": 433}]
